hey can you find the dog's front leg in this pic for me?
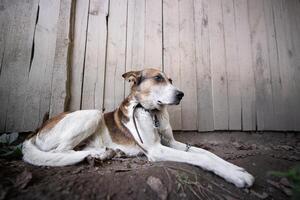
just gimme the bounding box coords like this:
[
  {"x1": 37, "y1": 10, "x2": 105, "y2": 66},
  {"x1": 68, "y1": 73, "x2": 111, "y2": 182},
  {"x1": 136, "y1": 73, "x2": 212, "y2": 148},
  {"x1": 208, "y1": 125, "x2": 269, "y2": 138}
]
[
  {"x1": 157, "y1": 110, "x2": 253, "y2": 177},
  {"x1": 147, "y1": 143, "x2": 254, "y2": 188},
  {"x1": 134, "y1": 108, "x2": 254, "y2": 188}
]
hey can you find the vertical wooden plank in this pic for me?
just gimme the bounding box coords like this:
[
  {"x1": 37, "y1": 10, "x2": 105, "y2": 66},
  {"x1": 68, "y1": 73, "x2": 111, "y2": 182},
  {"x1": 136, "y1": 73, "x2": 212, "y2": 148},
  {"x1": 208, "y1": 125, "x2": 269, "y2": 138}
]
[
  {"x1": 0, "y1": 0, "x2": 39, "y2": 131},
  {"x1": 81, "y1": 0, "x2": 108, "y2": 111},
  {"x1": 144, "y1": 0, "x2": 162, "y2": 68},
  {"x1": 194, "y1": 0, "x2": 214, "y2": 131},
  {"x1": 163, "y1": 0, "x2": 182, "y2": 130},
  {"x1": 285, "y1": 0, "x2": 300, "y2": 131},
  {"x1": 208, "y1": 0, "x2": 229, "y2": 130},
  {"x1": 49, "y1": 0, "x2": 74, "y2": 117},
  {"x1": 272, "y1": 0, "x2": 295, "y2": 130},
  {"x1": 179, "y1": 0, "x2": 197, "y2": 130},
  {"x1": 22, "y1": 0, "x2": 61, "y2": 130},
  {"x1": 0, "y1": 1, "x2": 8, "y2": 77},
  {"x1": 234, "y1": 0, "x2": 256, "y2": 130},
  {"x1": 0, "y1": 0, "x2": 10, "y2": 131},
  {"x1": 222, "y1": 0, "x2": 241, "y2": 130},
  {"x1": 103, "y1": 0, "x2": 128, "y2": 112},
  {"x1": 69, "y1": 0, "x2": 89, "y2": 111},
  {"x1": 125, "y1": 0, "x2": 145, "y2": 96},
  {"x1": 248, "y1": 0, "x2": 274, "y2": 130},
  {"x1": 263, "y1": 0, "x2": 285, "y2": 130}
]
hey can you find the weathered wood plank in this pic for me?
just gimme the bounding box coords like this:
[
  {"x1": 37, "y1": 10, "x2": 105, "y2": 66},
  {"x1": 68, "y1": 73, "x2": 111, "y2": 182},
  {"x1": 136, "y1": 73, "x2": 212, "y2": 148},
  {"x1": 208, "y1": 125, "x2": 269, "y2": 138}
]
[
  {"x1": 144, "y1": 0, "x2": 162, "y2": 68},
  {"x1": 0, "y1": 0, "x2": 39, "y2": 132},
  {"x1": 125, "y1": 0, "x2": 145, "y2": 96},
  {"x1": 178, "y1": 0, "x2": 197, "y2": 130},
  {"x1": 248, "y1": 0, "x2": 274, "y2": 130},
  {"x1": 22, "y1": 0, "x2": 61, "y2": 131},
  {"x1": 208, "y1": 0, "x2": 229, "y2": 130},
  {"x1": 81, "y1": 0, "x2": 108, "y2": 111},
  {"x1": 234, "y1": 0, "x2": 256, "y2": 130},
  {"x1": 285, "y1": 0, "x2": 300, "y2": 130},
  {"x1": 49, "y1": 0, "x2": 74, "y2": 117},
  {"x1": 263, "y1": 0, "x2": 285, "y2": 130},
  {"x1": 272, "y1": 0, "x2": 295, "y2": 130},
  {"x1": 69, "y1": 0, "x2": 90, "y2": 111},
  {"x1": 103, "y1": 0, "x2": 128, "y2": 112},
  {"x1": 0, "y1": 0, "x2": 10, "y2": 131},
  {"x1": 163, "y1": 0, "x2": 182, "y2": 130},
  {"x1": 194, "y1": 0, "x2": 214, "y2": 131},
  {"x1": 222, "y1": 0, "x2": 241, "y2": 130}
]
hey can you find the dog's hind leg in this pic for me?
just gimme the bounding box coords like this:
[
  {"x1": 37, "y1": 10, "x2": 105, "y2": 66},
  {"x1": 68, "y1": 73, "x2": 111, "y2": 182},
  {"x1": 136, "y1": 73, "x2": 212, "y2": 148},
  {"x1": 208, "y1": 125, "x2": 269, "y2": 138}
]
[
  {"x1": 23, "y1": 110, "x2": 106, "y2": 166},
  {"x1": 42, "y1": 110, "x2": 103, "y2": 152}
]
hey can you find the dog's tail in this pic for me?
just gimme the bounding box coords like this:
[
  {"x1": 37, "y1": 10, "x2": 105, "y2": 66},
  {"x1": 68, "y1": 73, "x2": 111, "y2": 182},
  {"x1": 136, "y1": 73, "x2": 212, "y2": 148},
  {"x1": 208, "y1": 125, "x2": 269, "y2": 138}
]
[{"x1": 22, "y1": 138, "x2": 90, "y2": 166}]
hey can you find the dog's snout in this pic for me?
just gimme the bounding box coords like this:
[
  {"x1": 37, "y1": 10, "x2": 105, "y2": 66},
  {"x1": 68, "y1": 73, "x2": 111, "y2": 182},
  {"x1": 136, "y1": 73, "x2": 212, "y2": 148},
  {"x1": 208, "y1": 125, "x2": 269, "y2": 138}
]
[{"x1": 176, "y1": 91, "x2": 184, "y2": 100}]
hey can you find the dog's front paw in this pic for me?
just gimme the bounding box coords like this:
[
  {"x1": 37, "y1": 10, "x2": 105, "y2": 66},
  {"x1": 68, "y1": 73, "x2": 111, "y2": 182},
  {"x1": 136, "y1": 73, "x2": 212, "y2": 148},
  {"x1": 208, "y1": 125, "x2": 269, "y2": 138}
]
[{"x1": 225, "y1": 167, "x2": 255, "y2": 188}]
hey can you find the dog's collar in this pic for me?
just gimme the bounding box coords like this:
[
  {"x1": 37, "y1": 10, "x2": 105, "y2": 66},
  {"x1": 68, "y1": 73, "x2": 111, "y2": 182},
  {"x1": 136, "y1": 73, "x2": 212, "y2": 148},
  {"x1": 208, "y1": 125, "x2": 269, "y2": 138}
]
[{"x1": 133, "y1": 104, "x2": 160, "y2": 144}]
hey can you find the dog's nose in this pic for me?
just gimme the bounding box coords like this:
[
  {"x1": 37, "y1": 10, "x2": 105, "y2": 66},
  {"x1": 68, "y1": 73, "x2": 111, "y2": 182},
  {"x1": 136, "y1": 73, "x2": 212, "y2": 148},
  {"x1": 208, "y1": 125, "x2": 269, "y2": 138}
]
[{"x1": 176, "y1": 91, "x2": 184, "y2": 100}]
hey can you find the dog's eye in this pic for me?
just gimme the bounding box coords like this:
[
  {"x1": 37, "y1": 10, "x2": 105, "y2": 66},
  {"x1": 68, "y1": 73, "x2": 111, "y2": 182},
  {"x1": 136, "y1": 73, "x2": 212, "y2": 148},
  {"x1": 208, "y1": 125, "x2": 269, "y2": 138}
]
[
  {"x1": 154, "y1": 75, "x2": 163, "y2": 82},
  {"x1": 168, "y1": 78, "x2": 173, "y2": 84}
]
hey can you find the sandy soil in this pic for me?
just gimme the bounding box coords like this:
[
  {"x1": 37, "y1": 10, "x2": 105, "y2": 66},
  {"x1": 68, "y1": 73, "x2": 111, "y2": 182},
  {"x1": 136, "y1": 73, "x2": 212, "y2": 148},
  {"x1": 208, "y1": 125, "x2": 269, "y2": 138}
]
[{"x1": 0, "y1": 131, "x2": 299, "y2": 200}]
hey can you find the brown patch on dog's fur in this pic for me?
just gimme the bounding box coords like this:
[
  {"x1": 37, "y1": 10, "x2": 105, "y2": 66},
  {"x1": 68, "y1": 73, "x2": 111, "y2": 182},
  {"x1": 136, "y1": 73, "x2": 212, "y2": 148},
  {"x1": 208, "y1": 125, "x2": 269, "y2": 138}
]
[
  {"x1": 104, "y1": 111, "x2": 135, "y2": 145},
  {"x1": 118, "y1": 96, "x2": 131, "y2": 122},
  {"x1": 39, "y1": 112, "x2": 70, "y2": 133}
]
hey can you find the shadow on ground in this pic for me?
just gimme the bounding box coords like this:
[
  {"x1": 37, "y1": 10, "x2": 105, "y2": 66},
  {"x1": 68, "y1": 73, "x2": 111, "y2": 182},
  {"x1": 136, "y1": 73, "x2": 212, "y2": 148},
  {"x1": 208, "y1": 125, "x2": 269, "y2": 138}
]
[{"x1": 0, "y1": 131, "x2": 299, "y2": 200}]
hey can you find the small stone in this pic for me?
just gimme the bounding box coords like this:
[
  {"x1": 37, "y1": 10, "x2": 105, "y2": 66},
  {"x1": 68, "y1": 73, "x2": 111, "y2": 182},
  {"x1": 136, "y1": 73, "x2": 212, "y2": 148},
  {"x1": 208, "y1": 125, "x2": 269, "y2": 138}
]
[
  {"x1": 207, "y1": 184, "x2": 213, "y2": 190},
  {"x1": 86, "y1": 156, "x2": 95, "y2": 167},
  {"x1": 147, "y1": 176, "x2": 168, "y2": 200},
  {"x1": 279, "y1": 177, "x2": 292, "y2": 188},
  {"x1": 243, "y1": 188, "x2": 250, "y2": 193}
]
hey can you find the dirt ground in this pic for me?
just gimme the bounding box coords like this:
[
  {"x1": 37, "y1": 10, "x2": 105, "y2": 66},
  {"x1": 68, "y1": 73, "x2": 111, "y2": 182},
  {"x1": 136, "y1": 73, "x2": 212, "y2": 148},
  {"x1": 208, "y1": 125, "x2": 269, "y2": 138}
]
[{"x1": 0, "y1": 131, "x2": 299, "y2": 200}]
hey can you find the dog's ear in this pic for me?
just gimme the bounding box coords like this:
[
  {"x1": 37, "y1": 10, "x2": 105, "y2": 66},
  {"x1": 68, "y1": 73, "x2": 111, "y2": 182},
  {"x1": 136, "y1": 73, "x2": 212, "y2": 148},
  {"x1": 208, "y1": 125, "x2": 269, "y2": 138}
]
[{"x1": 122, "y1": 71, "x2": 142, "y2": 85}]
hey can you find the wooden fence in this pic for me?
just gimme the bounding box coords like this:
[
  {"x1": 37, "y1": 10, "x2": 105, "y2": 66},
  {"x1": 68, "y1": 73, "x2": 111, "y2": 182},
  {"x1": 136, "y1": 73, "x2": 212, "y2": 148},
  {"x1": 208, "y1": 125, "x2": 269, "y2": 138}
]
[{"x1": 0, "y1": 0, "x2": 299, "y2": 132}]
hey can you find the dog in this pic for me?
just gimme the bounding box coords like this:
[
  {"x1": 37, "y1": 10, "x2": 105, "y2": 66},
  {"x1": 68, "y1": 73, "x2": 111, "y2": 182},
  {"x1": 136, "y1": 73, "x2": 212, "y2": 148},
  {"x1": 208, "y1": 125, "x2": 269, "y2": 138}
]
[{"x1": 22, "y1": 68, "x2": 254, "y2": 188}]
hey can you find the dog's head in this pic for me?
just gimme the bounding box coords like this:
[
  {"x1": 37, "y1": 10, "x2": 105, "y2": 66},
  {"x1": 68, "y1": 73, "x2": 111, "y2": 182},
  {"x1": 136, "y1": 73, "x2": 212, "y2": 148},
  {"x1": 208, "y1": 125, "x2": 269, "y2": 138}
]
[{"x1": 122, "y1": 68, "x2": 184, "y2": 110}]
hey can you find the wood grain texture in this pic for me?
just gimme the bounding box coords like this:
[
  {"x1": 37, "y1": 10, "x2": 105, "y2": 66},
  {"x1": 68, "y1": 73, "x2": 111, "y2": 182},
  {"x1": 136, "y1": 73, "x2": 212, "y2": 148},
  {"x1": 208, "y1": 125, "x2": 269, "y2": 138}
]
[
  {"x1": 49, "y1": 0, "x2": 74, "y2": 117},
  {"x1": 69, "y1": 0, "x2": 90, "y2": 111},
  {"x1": 144, "y1": 0, "x2": 162, "y2": 68},
  {"x1": 248, "y1": 0, "x2": 274, "y2": 130},
  {"x1": 103, "y1": 0, "x2": 128, "y2": 112},
  {"x1": 1, "y1": 0, "x2": 300, "y2": 132},
  {"x1": 81, "y1": 0, "x2": 108, "y2": 111},
  {"x1": 234, "y1": 0, "x2": 256, "y2": 130},
  {"x1": 285, "y1": 0, "x2": 300, "y2": 130},
  {"x1": 208, "y1": 0, "x2": 229, "y2": 130},
  {"x1": 124, "y1": 0, "x2": 145, "y2": 97},
  {"x1": 263, "y1": 0, "x2": 285, "y2": 130},
  {"x1": 272, "y1": 0, "x2": 295, "y2": 130},
  {"x1": 22, "y1": 0, "x2": 61, "y2": 131},
  {"x1": 222, "y1": 0, "x2": 241, "y2": 130},
  {"x1": 178, "y1": 0, "x2": 198, "y2": 130},
  {"x1": 163, "y1": 0, "x2": 182, "y2": 130},
  {"x1": 0, "y1": 0, "x2": 39, "y2": 132},
  {"x1": 194, "y1": 0, "x2": 214, "y2": 131}
]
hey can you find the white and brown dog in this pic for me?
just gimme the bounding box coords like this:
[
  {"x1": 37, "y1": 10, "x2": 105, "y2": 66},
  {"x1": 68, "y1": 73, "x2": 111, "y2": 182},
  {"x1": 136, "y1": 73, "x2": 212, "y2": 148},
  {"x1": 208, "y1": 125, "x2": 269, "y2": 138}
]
[{"x1": 22, "y1": 68, "x2": 254, "y2": 188}]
